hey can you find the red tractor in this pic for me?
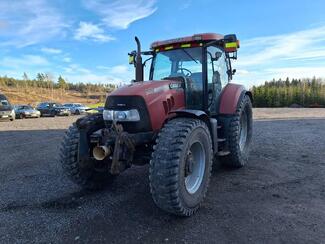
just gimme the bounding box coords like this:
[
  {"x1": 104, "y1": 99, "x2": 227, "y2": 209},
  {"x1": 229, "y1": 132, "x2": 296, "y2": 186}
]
[{"x1": 60, "y1": 33, "x2": 253, "y2": 216}]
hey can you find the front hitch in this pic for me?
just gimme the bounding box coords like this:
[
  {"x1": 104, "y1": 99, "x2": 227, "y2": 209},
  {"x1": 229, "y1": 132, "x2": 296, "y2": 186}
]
[{"x1": 109, "y1": 123, "x2": 135, "y2": 175}]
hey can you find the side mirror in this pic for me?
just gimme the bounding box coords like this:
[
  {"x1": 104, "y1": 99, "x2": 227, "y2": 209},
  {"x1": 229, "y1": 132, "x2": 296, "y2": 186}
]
[
  {"x1": 227, "y1": 69, "x2": 237, "y2": 77},
  {"x1": 213, "y1": 51, "x2": 222, "y2": 61},
  {"x1": 128, "y1": 51, "x2": 136, "y2": 65}
]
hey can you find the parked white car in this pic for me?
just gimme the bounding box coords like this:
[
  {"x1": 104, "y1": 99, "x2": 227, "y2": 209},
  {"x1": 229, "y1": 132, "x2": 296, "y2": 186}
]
[
  {"x1": 0, "y1": 94, "x2": 15, "y2": 121},
  {"x1": 63, "y1": 103, "x2": 89, "y2": 115}
]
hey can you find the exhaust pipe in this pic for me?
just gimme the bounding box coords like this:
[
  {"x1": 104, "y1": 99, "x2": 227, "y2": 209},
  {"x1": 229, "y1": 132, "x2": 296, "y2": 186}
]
[
  {"x1": 93, "y1": 146, "x2": 111, "y2": 161},
  {"x1": 134, "y1": 36, "x2": 143, "y2": 82}
]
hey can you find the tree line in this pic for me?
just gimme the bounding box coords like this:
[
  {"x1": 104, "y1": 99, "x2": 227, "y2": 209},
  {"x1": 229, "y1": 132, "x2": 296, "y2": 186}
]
[
  {"x1": 0, "y1": 73, "x2": 116, "y2": 94},
  {"x1": 251, "y1": 77, "x2": 325, "y2": 107}
]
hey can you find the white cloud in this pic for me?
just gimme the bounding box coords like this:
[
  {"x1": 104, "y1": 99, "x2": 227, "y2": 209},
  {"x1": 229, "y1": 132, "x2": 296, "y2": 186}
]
[
  {"x1": 62, "y1": 57, "x2": 72, "y2": 63},
  {"x1": 237, "y1": 26, "x2": 325, "y2": 67},
  {"x1": 234, "y1": 25, "x2": 325, "y2": 86},
  {"x1": 97, "y1": 65, "x2": 130, "y2": 74},
  {"x1": 266, "y1": 67, "x2": 325, "y2": 79},
  {"x1": 74, "y1": 22, "x2": 115, "y2": 42},
  {"x1": 0, "y1": 20, "x2": 9, "y2": 29},
  {"x1": 41, "y1": 47, "x2": 62, "y2": 54},
  {"x1": 0, "y1": 0, "x2": 68, "y2": 47},
  {"x1": 1, "y1": 55, "x2": 49, "y2": 68},
  {"x1": 64, "y1": 73, "x2": 125, "y2": 85},
  {"x1": 179, "y1": 0, "x2": 191, "y2": 10},
  {"x1": 83, "y1": 0, "x2": 157, "y2": 29},
  {"x1": 63, "y1": 64, "x2": 91, "y2": 74},
  {"x1": 61, "y1": 63, "x2": 133, "y2": 84}
]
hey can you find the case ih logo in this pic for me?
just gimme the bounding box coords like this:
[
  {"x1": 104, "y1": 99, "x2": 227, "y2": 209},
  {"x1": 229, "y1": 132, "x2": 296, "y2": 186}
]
[
  {"x1": 145, "y1": 85, "x2": 169, "y2": 95},
  {"x1": 169, "y1": 83, "x2": 183, "y2": 89}
]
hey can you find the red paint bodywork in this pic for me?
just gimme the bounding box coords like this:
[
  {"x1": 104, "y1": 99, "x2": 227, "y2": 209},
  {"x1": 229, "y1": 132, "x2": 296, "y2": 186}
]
[
  {"x1": 219, "y1": 83, "x2": 245, "y2": 114},
  {"x1": 151, "y1": 33, "x2": 224, "y2": 49},
  {"x1": 109, "y1": 80, "x2": 185, "y2": 131}
]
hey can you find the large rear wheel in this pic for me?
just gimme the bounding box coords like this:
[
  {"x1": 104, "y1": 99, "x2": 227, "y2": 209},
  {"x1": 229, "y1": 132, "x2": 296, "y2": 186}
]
[
  {"x1": 149, "y1": 118, "x2": 213, "y2": 216},
  {"x1": 222, "y1": 95, "x2": 253, "y2": 168}
]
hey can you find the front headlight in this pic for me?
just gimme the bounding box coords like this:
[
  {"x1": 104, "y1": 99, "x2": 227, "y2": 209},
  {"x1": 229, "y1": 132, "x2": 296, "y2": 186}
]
[{"x1": 103, "y1": 109, "x2": 140, "y2": 121}]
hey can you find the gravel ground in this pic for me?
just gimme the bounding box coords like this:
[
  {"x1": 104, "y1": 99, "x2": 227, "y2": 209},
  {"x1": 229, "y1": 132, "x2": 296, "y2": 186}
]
[{"x1": 0, "y1": 109, "x2": 325, "y2": 243}]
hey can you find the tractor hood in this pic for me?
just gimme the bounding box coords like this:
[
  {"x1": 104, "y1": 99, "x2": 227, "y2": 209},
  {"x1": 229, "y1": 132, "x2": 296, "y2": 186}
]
[{"x1": 106, "y1": 80, "x2": 185, "y2": 131}]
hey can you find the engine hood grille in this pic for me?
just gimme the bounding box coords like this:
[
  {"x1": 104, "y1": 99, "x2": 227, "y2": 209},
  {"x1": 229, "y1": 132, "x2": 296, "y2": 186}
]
[{"x1": 105, "y1": 96, "x2": 151, "y2": 133}]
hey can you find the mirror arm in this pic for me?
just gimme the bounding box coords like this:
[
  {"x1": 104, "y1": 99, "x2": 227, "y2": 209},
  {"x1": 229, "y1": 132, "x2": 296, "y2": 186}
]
[{"x1": 143, "y1": 57, "x2": 153, "y2": 67}]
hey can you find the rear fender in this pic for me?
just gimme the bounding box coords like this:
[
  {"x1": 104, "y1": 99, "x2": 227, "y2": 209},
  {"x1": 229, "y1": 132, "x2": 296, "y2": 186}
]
[{"x1": 218, "y1": 83, "x2": 252, "y2": 115}]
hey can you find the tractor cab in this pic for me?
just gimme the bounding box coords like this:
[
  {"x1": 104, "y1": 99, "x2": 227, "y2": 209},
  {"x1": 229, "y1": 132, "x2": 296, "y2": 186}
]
[{"x1": 129, "y1": 33, "x2": 240, "y2": 115}]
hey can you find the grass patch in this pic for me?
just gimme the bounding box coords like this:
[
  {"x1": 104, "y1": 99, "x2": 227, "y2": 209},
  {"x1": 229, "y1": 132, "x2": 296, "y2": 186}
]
[{"x1": 88, "y1": 103, "x2": 104, "y2": 108}]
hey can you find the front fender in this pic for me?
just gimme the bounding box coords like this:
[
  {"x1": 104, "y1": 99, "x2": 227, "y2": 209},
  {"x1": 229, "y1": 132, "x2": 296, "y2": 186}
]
[
  {"x1": 168, "y1": 109, "x2": 218, "y2": 153},
  {"x1": 169, "y1": 109, "x2": 209, "y2": 121}
]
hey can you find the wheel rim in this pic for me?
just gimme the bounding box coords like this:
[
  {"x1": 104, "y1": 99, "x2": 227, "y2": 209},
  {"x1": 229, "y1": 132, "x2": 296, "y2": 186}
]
[
  {"x1": 185, "y1": 141, "x2": 205, "y2": 194},
  {"x1": 239, "y1": 111, "x2": 248, "y2": 151}
]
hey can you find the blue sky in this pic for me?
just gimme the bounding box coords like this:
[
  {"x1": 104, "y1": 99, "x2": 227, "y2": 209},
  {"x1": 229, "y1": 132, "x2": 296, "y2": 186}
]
[{"x1": 0, "y1": 0, "x2": 325, "y2": 87}]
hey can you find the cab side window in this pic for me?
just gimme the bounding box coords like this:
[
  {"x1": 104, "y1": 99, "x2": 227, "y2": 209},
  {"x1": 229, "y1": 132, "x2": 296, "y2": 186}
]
[{"x1": 207, "y1": 46, "x2": 229, "y2": 113}]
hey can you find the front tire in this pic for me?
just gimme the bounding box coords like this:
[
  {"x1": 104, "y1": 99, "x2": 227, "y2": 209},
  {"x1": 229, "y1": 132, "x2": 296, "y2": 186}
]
[
  {"x1": 149, "y1": 118, "x2": 213, "y2": 216},
  {"x1": 59, "y1": 124, "x2": 115, "y2": 190}
]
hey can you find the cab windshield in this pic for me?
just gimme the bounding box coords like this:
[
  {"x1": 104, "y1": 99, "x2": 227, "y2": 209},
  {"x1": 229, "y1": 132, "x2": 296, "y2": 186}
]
[
  {"x1": 151, "y1": 47, "x2": 202, "y2": 81},
  {"x1": 150, "y1": 47, "x2": 203, "y2": 109}
]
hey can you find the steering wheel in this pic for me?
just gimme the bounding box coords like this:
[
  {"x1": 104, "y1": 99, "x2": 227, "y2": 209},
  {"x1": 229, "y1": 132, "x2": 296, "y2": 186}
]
[{"x1": 178, "y1": 67, "x2": 192, "y2": 77}]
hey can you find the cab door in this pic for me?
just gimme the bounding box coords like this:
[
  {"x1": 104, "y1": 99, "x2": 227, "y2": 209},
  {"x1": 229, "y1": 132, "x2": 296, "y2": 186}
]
[{"x1": 206, "y1": 46, "x2": 229, "y2": 114}]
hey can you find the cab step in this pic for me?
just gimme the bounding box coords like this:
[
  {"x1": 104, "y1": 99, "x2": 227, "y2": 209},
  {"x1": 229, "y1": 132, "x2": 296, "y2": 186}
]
[{"x1": 218, "y1": 150, "x2": 230, "y2": 156}]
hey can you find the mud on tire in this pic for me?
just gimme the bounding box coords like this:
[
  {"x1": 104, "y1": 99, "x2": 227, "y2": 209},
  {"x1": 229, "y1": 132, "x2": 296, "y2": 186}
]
[
  {"x1": 59, "y1": 123, "x2": 114, "y2": 190},
  {"x1": 149, "y1": 118, "x2": 213, "y2": 216}
]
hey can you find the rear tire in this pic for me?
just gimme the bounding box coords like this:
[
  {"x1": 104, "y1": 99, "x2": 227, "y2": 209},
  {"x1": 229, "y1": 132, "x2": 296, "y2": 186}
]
[
  {"x1": 222, "y1": 95, "x2": 253, "y2": 168},
  {"x1": 149, "y1": 118, "x2": 213, "y2": 216},
  {"x1": 59, "y1": 124, "x2": 115, "y2": 190}
]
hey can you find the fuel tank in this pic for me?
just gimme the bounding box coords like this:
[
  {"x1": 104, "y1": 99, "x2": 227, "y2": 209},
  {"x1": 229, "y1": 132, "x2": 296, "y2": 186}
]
[{"x1": 106, "y1": 80, "x2": 185, "y2": 131}]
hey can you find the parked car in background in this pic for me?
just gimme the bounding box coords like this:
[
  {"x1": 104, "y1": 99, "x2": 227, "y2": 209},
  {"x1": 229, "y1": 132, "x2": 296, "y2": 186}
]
[
  {"x1": 0, "y1": 94, "x2": 15, "y2": 121},
  {"x1": 36, "y1": 102, "x2": 71, "y2": 117},
  {"x1": 63, "y1": 103, "x2": 89, "y2": 115},
  {"x1": 14, "y1": 105, "x2": 41, "y2": 119}
]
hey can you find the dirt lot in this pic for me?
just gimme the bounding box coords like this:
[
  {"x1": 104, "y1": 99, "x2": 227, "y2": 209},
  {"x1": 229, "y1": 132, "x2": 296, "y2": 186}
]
[{"x1": 0, "y1": 109, "x2": 325, "y2": 243}]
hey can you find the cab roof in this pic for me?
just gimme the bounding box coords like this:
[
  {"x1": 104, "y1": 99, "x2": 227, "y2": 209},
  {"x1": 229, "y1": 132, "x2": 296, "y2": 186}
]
[{"x1": 151, "y1": 33, "x2": 224, "y2": 49}]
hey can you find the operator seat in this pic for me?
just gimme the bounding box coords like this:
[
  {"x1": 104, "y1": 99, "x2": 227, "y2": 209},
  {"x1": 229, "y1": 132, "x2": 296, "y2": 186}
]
[
  {"x1": 212, "y1": 71, "x2": 222, "y2": 94},
  {"x1": 185, "y1": 72, "x2": 202, "y2": 109},
  {"x1": 208, "y1": 71, "x2": 222, "y2": 112},
  {"x1": 188, "y1": 72, "x2": 202, "y2": 89}
]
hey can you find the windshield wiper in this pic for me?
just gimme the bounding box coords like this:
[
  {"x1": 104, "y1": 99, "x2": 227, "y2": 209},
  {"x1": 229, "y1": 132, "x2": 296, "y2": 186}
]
[{"x1": 181, "y1": 49, "x2": 198, "y2": 64}]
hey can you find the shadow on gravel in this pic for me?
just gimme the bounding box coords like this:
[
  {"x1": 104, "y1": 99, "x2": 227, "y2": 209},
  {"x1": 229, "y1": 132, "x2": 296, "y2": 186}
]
[{"x1": 0, "y1": 190, "x2": 95, "y2": 213}]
